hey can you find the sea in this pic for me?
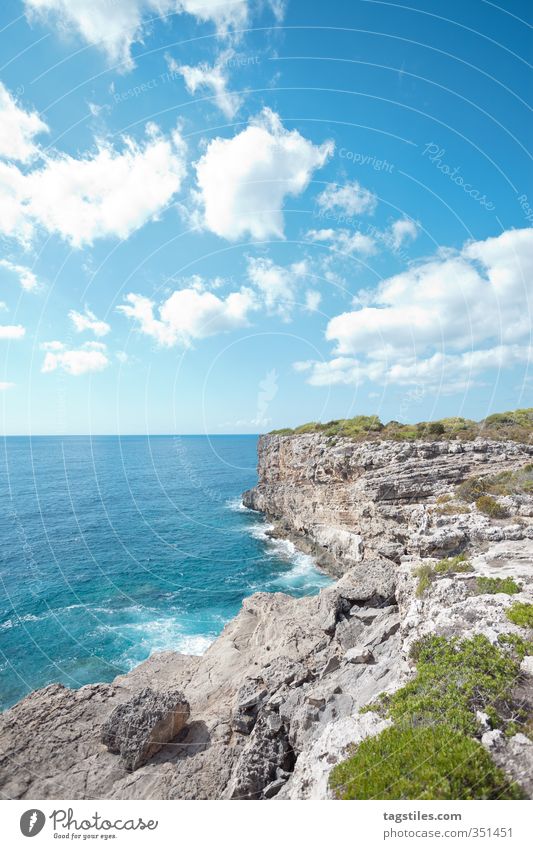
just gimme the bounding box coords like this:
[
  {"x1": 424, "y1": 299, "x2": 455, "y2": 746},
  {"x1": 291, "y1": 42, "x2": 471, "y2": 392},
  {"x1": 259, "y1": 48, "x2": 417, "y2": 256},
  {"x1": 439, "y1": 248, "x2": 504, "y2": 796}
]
[{"x1": 0, "y1": 435, "x2": 331, "y2": 710}]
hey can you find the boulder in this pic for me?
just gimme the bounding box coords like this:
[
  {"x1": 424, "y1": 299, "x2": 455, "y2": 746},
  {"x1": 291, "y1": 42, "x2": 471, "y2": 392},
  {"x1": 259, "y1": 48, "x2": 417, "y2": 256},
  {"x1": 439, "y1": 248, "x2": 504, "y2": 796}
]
[{"x1": 100, "y1": 687, "x2": 190, "y2": 771}]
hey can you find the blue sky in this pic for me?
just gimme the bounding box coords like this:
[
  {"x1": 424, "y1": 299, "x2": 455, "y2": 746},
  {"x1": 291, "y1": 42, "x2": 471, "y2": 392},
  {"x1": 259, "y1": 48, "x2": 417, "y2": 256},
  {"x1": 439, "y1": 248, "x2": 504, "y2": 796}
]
[{"x1": 0, "y1": 0, "x2": 531, "y2": 434}]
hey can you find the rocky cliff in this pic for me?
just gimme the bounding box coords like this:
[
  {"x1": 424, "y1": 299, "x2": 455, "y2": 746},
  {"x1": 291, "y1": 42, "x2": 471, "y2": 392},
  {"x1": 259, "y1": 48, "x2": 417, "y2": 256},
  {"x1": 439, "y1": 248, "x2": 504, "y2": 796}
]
[
  {"x1": 1, "y1": 434, "x2": 532, "y2": 800},
  {"x1": 243, "y1": 434, "x2": 533, "y2": 573}
]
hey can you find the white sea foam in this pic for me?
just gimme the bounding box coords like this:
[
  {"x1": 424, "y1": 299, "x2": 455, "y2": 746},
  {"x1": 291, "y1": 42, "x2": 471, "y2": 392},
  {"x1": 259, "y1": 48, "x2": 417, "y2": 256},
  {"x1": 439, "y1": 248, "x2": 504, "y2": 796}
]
[
  {"x1": 247, "y1": 519, "x2": 332, "y2": 592},
  {"x1": 225, "y1": 497, "x2": 252, "y2": 512}
]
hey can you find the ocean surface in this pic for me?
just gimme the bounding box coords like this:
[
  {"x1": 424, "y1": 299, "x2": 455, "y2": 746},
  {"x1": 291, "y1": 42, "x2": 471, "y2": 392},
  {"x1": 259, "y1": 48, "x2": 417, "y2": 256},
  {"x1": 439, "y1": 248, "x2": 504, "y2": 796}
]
[{"x1": 0, "y1": 436, "x2": 331, "y2": 710}]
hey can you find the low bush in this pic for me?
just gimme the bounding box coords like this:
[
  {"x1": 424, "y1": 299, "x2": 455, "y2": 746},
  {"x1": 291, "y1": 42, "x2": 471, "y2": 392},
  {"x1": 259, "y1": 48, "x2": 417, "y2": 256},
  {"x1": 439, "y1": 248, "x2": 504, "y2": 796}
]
[
  {"x1": 414, "y1": 555, "x2": 472, "y2": 596},
  {"x1": 434, "y1": 553, "x2": 473, "y2": 574},
  {"x1": 270, "y1": 408, "x2": 533, "y2": 444},
  {"x1": 329, "y1": 725, "x2": 523, "y2": 800},
  {"x1": 476, "y1": 577, "x2": 522, "y2": 595},
  {"x1": 506, "y1": 602, "x2": 533, "y2": 628},
  {"x1": 333, "y1": 634, "x2": 531, "y2": 798},
  {"x1": 475, "y1": 495, "x2": 508, "y2": 518}
]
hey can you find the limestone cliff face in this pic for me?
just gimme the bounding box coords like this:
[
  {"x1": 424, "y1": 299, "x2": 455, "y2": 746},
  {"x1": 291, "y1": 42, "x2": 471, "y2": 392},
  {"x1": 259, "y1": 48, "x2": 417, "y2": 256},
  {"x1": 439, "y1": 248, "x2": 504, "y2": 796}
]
[
  {"x1": 1, "y1": 436, "x2": 532, "y2": 801},
  {"x1": 243, "y1": 435, "x2": 533, "y2": 573}
]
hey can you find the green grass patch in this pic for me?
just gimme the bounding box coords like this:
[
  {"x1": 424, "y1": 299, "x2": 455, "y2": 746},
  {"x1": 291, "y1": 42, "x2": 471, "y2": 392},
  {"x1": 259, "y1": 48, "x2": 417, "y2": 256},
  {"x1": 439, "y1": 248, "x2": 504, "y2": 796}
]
[
  {"x1": 476, "y1": 577, "x2": 522, "y2": 596},
  {"x1": 329, "y1": 725, "x2": 524, "y2": 800},
  {"x1": 506, "y1": 602, "x2": 533, "y2": 628}
]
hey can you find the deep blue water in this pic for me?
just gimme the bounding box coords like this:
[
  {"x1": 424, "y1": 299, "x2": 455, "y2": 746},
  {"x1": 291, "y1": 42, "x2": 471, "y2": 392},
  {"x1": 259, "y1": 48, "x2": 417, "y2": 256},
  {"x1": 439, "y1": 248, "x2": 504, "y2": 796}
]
[{"x1": 0, "y1": 436, "x2": 330, "y2": 711}]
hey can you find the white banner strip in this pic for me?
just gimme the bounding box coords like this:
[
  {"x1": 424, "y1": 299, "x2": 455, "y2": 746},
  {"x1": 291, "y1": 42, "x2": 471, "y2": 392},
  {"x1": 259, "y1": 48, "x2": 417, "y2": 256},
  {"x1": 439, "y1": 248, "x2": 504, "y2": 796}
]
[{"x1": 2, "y1": 799, "x2": 532, "y2": 848}]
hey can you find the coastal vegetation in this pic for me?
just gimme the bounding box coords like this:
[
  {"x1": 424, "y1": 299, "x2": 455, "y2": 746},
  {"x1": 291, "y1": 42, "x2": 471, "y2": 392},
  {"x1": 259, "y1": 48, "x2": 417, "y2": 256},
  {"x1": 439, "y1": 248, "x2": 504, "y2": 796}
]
[
  {"x1": 270, "y1": 407, "x2": 533, "y2": 444},
  {"x1": 330, "y1": 634, "x2": 529, "y2": 799},
  {"x1": 506, "y1": 602, "x2": 533, "y2": 628},
  {"x1": 476, "y1": 577, "x2": 522, "y2": 595},
  {"x1": 413, "y1": 554, "x2": 472, "y2": 597}
]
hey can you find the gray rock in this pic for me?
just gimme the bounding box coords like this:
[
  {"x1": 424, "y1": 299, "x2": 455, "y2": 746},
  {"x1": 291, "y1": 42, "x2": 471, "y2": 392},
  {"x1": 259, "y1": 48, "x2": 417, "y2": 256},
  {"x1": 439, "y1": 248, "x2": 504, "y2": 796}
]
[
  {"x1": 345, "y1": 646, "x2": 373, "y2": 664},
  {"x1": 100, "y1": 687, "x2": 190, "y2": 771}
]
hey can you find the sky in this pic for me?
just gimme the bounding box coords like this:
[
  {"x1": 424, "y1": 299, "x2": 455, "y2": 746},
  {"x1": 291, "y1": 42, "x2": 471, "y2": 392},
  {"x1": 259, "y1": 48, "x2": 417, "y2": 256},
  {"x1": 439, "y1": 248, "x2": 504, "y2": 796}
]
[{"x1": 0, "y1": 0, "x2": 531, "y2": 435}]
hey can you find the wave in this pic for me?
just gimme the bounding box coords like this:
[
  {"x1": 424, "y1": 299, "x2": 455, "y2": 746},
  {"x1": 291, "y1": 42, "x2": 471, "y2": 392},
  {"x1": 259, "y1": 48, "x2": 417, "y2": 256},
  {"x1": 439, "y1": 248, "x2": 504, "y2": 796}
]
[
  {"x1": 245, "y1": 519, "x2": 332, "y2": 593},
  {"x1": 225, "y1": 497, "x2": 252, "y2": 512}
]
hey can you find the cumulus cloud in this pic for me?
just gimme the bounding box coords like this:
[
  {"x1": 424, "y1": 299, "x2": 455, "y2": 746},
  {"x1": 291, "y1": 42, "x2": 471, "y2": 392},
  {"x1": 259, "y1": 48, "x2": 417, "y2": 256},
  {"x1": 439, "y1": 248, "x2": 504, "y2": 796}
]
[
  {"x1": 168, "y1": 50, "x2": 242, "y2": 118},
  {"x1": 41, "y1": 340, "x2": 109, "y2": 375},
  {"x1": 194, "y1": 108, "x2": 333, "y2": 240},
  {"x1": 0, "y1": 82, "x2": 48, "y2": 163},
  {"x1": 118, "y1": 285, "x2": 256, "y2": 346},
  {"x1": 390, "y1": 217, "x2": 419, "y2": 249},
  {"x1": 0, "y1": 259, "x2": 38, "y2": 291},
  {"x1": 0, "y1": 124, "x2": 186, "y2": 247},
  {"x1": 246, "y1": 256, "x2": 309, "y2": 320},
  {"x1": 24, "y1": 1, "x2": 252, "y2": 69},
  {"x1": 295, "y1": 227, "x2": 533, "y2": 393},
  {"x1": 306, "y1": 228, "x2": 376, "y2": 256},
  {"x1": 316, "y1": 180, "x2": 377, "y2": 217},
  {"x1": 0, "y1": 324, "x2": 25, "y2": 339},
  {"x1": 69, "y1": 307, "x2": 111, "y2": 337}
]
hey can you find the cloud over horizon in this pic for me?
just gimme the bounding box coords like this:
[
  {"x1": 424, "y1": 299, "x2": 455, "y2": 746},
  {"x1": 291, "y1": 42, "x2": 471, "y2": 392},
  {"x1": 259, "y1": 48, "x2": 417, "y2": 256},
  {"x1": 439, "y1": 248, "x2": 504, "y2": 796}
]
[{"x1": 295, "y1": 227, "x2": 533, "y2": 393}]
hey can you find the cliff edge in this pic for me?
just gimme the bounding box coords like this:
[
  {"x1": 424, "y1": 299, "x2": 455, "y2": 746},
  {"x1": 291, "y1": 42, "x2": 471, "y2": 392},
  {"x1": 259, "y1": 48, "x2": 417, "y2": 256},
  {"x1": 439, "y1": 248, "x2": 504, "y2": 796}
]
[{"x1": 1, "y1": 433, "x2": 532, "y2": 800}]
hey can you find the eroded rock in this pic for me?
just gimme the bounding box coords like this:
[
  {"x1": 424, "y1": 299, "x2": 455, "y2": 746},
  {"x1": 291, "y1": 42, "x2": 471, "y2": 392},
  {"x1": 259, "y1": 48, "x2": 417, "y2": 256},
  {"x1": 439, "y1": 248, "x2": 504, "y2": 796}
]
[{"x1": 100, "y1": 688, "x2": 190, "y2": 771}]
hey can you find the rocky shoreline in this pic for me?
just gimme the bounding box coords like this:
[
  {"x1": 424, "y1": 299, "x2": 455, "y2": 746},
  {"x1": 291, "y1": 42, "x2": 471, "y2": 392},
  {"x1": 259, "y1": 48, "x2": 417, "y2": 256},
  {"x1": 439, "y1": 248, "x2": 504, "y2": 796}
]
[{"x1": 1, "y1": 434, "x2": 532, "y2": 799}]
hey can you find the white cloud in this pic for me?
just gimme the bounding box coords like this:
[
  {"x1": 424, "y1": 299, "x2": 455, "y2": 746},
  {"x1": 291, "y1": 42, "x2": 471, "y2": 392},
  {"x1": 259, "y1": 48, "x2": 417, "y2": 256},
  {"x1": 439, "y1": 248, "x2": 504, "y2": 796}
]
[
  {"x1": 0, "y1": 82, "x2": 48, "y2": 163},
  {"x1": 0, "y1": 381, "x2": 14, "y2": 390},
  {"x1": 296, "y1": 227, "x2": 533, "y2": 392},
  {"x1": 0, "y1": 124, "x2": 186, "y2": 247},
  {"x1": 0, "y1": 324, "x2": 25, "y2": 339},
  {"x1": 194, "y1": 108, "x2": 333, "y2": 240},
  {"x1": 390, "y1": 217, "x2": 418, "y2": 249},
  {"x1": 316, "y1": 180, "x2": 377, "y2": 217},
  {"x1": 306, "y1": 227, "x2": 377, "y2": 256},
  {"x1": 0, "y1": 259, "x2": 38, "y2": 291},
  {"x1": 118, "y1": 285, "x2": 256, "y2": 346},
  {"x1": 305, "y1": 290, "x2": 322, "y2": 312},
  {"x1": 168, "y1": 50, "x2": 242, "y2": 118},
  {"x1": 69, "y1": 307, "x2": 111, "y2": 337},
  {"x1": 41, "y1": 340, "x2": 109, "y2": 375},
  {"x1": 24, "y1": 1, "x2": 251, "y2": 69},
  {"x1": 246, "y1": 256, "x2": 309, "y2": 320}
]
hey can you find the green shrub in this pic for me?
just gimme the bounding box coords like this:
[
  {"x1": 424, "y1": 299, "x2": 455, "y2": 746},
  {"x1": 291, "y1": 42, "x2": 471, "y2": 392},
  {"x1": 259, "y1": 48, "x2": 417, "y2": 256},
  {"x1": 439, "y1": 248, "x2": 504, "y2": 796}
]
[
  {"x1": 457, "y1": 477, "x2": 487, "y2": 502},
  {"x1": 329, "y1": 725, "x2": 523, "y2": 800},
  {"x1": 497, "y1": 632, "x2": 533, "y2": 659},
  {"x1": 414, "y1": 555, "x2": 472, "y2": 595},
  {"x1": 381, "y1": 634, "x2": 521, "y2": 736},
  {"x1": 434, "y1": 553, "x2": 473, "y2": 574},
  {"x1": 269, "y1": 408, "x2": 533, "y2": 444},
  {"x1": 475, "y1": 495, "x2": 508, "y2": 518},
  {"x1": 457, "y1": 466, "x2": 533, "y2": 502},
  {"x1": 476, "y1": 577, "x2": 522, "y2": 595},
  {"x1": 339, "y1": 634, "x2": 530, "y2": 799},
  {"x1": 506, "y1": 602, "x2": 533, "y2": 628}
]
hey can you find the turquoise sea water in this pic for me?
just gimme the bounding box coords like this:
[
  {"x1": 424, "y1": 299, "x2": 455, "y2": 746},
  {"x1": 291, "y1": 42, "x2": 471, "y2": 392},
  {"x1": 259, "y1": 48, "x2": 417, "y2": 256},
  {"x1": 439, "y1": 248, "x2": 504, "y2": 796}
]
[{"x1": 0, "y1": 436, "x2": 330, "y2": 710}]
